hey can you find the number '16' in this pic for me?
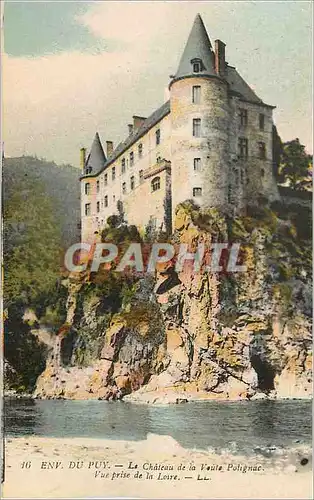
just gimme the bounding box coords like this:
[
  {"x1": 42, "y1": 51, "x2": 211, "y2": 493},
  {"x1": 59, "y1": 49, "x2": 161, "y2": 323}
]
[{"x1": 21, "y1": 461, "x2": 32, "y2": 469}]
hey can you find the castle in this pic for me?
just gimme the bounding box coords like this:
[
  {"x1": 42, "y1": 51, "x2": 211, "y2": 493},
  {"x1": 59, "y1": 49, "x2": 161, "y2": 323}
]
[{"x1": 80, "y1": 14, "x2": 279, "y2": 242}]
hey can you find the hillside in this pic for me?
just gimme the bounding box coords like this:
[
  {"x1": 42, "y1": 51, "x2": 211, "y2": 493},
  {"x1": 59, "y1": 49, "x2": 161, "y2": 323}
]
[
  {"x1": 3, "y1": 156, "x2": 81, "y2": 391},
  {"x1": 3, "y1": 156, "x2": 81, "y2": 248}
]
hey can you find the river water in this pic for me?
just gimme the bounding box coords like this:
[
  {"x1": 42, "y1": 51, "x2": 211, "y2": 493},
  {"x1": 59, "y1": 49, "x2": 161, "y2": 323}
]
[{"x1": 4, "y1": 398, "x2": 311, "y2": 457}]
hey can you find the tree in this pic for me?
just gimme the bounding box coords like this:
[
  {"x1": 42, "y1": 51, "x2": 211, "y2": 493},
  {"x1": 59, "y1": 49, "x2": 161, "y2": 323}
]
[{"x1": 277, "y1": 138, "x2": 312, "y2": 190}]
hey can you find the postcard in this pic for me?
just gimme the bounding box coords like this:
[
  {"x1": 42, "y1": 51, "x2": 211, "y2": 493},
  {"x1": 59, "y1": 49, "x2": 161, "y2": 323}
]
[{"x1": 1, "y1": 1, "x2": 312, "y2": 499}]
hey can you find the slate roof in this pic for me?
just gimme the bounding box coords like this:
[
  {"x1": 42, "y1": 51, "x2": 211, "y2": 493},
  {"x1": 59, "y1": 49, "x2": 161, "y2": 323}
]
[
  {"x1": 226, "y1": 66, "x2": 264, "y2": 105},
  {"x1": 85, "y1": 133, "x2": 106, "y2": 173},
  {"x1": 174, "y1": 13, "x2": 216, "y2": 80},
  {"x1": 81, "y1": 100, "x2": 170, "y2": 178}
]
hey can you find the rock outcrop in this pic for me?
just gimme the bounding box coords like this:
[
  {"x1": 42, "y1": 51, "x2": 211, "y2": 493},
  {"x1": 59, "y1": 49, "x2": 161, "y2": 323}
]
[{"x1": 35, "y1": 203, "x2": 312, "y2": 402}]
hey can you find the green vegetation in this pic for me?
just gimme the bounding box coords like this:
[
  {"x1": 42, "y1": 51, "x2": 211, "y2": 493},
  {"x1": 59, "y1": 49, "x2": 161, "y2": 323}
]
[
  {"x1": 276, "y1": 138, "x2": 312, "y2": 190},
  {"x1": 3, "y1": 156, "x2": 80, "y2": 389},
  {"x1": 4, "y1": 303, "x2": 47, "y2": 392}
]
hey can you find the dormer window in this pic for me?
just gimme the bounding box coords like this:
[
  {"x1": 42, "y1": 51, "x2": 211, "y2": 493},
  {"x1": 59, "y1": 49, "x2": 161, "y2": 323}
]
[{"x1": 191, "y1": 58, "x2": 203, "y2": 73}]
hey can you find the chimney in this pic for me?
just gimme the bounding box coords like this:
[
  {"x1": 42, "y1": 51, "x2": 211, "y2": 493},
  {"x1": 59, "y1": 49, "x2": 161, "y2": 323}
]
[
  {"x1": 80, "y1": 147, "x2": 86, "y2": 173},
  {"x1": 106, "y1": 141, "x2": 114, "y2": 157},
  {"x1": 133, "y1": 115, "x2": 146, "y2": 131},
  {"x1": 128, "y1": 124, "x2": 134, "y2": 136},
  {"x1": 215, "y1": 39, "x2": 226, "y2": 77}
]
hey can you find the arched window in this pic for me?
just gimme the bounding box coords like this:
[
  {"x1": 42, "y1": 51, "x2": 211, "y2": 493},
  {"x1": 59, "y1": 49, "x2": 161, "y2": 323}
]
[
  {"x1": 85, "y1": 183, "x2": 90, "y2": 195},
  {"x1": 151, "y1": 176, "x2": 160, "y2": 192}
]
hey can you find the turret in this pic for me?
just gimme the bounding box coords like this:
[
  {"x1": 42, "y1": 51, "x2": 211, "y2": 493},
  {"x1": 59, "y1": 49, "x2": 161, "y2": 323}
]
[
  {"x1": 169, "y1": 14, "x2": 230, "y2": 217},
  {"x1": 83, "y1": 132, "x2": 106, "y2": 175}
]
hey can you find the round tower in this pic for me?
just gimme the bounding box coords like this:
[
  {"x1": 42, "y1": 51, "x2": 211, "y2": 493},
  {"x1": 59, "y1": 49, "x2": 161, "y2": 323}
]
[{"x1": 170, "y1": 15, "x2": 230, "y2": 217}]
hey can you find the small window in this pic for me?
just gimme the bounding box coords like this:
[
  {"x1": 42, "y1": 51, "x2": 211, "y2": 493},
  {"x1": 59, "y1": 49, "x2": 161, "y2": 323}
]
[
  {"x1": 259, "y1": 113, "x2": 265, "y2": 131},
  {"x1": 121, "y1": 158, "x2": 126, "y2": 174},
  {"x1": 193, "y1": 62, "x2": 200, "y2": 73},
  {"x1": 112, "y1": 167, "x2": 116, "y2": 181},
  {"x1": 227, "y1": 185, "x2": 232, "y2": 203},
  {"x1": 96, "y1": 201, "x2": 100, "y2": 213},
  {"x1": 130, "y1": 151, "x2": 134, "y2": 167},
  {"x1": 193, "y1": 187, "x2": 202, "y2": 197},
  {"x1": 122, "y1": 182, "x2": 126, "y2": 194},
  {"x1": 156, "y1": 129, "x2": 161, "y2": 146},
  {"x1": 238, "y1": 137, "x2": 248, "y2": 159},
  {"x1": 96, "y1": 180, "x2": 100, "y2": 193},
  {"x1": 139, "y1": 170, "x2": 144, "y2": 184},
  {"x1": 151, "y1": 176, "x2": 160, "y2": 192},
  {"x1": 261, "y1": 168, "x2": 265, "y2": 177},
  {"x1": 193, "y1": 118, "x2": 201, "y2": 137},
  {"x1": 258, "y1": 142, "x2": 266, "y2": 159},
  {"x1": 239, "y1": 108, "x2": 248, "y2": 127},
  {"x1": 138, "y1": 143, "x2": 143, "y2": 158},
  {"x1": 194, "y1": 158, "x2": 202, "y2": 171},
  {"x1": 130, "y1": 175, "x2": 135, "y2": 190},
  {"x1": 104, "y1": 173, "x2": 108, "y2": 186},
  {"x1": 85, "y1": 183, "x2": 90, "y2": 195},
  {"x1": 85, "y1": 203, "x2": 91, "y2": 216},
  {"x1": 192, "y1": 86, "x2": 201, "y2": 104},
  {"x1": 104, "y1": 195, "x2": 108, "y2": 207}
]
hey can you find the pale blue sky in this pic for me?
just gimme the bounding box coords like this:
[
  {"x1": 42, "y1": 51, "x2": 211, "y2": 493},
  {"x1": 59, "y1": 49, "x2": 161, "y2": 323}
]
[{"x1": 3, "y1": 1, "x2": 313, "y2": 166}]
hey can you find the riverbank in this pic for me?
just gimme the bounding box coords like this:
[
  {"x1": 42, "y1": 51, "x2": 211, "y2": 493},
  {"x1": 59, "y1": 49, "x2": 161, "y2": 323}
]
[{"x1": 2, "y1": 435, "x2": 312, "y2": 499}]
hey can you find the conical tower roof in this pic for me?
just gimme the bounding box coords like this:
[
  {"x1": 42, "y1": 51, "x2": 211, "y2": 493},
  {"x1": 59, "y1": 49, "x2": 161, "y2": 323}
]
[
  {"x1": 173, "y1": 14, "x2": 216, "y2": 81},
  {"x1": 85, "y1": 132, "x2": 106, "y2": 173}
]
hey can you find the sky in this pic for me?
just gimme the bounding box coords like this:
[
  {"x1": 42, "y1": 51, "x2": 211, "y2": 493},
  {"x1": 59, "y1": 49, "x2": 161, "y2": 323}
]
[{"x1": 3, "y1": 1, "x2": 313, "y2": 168}]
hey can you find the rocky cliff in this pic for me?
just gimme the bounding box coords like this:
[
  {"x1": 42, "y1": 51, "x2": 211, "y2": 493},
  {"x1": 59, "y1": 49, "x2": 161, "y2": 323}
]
[{"x1": 35, "y1": 202, "x2": 312, "y2": 403}]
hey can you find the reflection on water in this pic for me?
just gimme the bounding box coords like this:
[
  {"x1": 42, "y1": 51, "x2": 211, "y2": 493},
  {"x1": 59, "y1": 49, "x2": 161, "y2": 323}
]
[{"x1": 4, "y1": 398, "x2": 312, "y2": 455}]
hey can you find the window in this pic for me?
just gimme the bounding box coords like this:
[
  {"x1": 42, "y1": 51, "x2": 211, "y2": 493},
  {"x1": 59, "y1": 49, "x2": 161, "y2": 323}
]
[
  {"x1": 238, "y1": 137, "x2": 248, "y2": 159},
  {"x1": 121, "y1": 158, "x2": 126, "y2": 174},
  {"x1": 194, "y1": 158, "x2": 202, "y2": 171},
  {"x1": 193, "y1": 118, "x2": 201, "y2": 137},
  {"x1": 130, "y1": 175, "x2": 135, "y2": 190},
  {"x1": 227, "y1": 185, "x2": 232, "y2": 203},
  {"x1": 112, "y1": 167, "x2": 116, "y2": 181},
  {"x1": 139, "y1": 170, "x2": 144, "y2": 184},
  {"x1": 130, "y1": 151, "x2": 134, "y2": 167},
  {"x1": 155, "y1": 129, "x2": 161, "y2": 145},
  {"x1": 193, "y1": 62, "x2": 201, "y2": 73},
  {"x1": 261, "y1": 168, "x2": 265, "y2": 177},
  {"x1": 96, "y1": 201, "x2": 100, "y2": 213},
  {"x1": 258, "y1": 142, "x2": 266, "y2": 159},
  {"x1": 138, "y1": 143, "x2": 143, "y2": 158},
  {"x1": 104, "y1": 173, "x2": 108, "y2": 186},
  {"x1": 239, "y1": 108, "x2": 248, "y2": 127},
  {"x1": 96, "y1": 180, "x2": 100, "y2": 193},
  {"x1": 104, "y1": 195, "x2": 108, "y2": 207},
  {"x1": 85, "y1": 183, "x2": 91, "y2": 195},
  {"x1": 85, "y1": 203, "x2": 91, "y2": 216},
  {"x1": 122, "y1": 182, "x2": 126, "y2": 194},
  {"x1": 151, "y1": 176, "x2": 160, "y2": 192},
  {"x1": 259, "y1": 113, "x2": 265, "y2": 131},
  {"x1": 192, "y1": 85, "x2": 201, "y2": 104},
  {"x1": 193, "y1": 187, "x2": 202, "y2": 197}
]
